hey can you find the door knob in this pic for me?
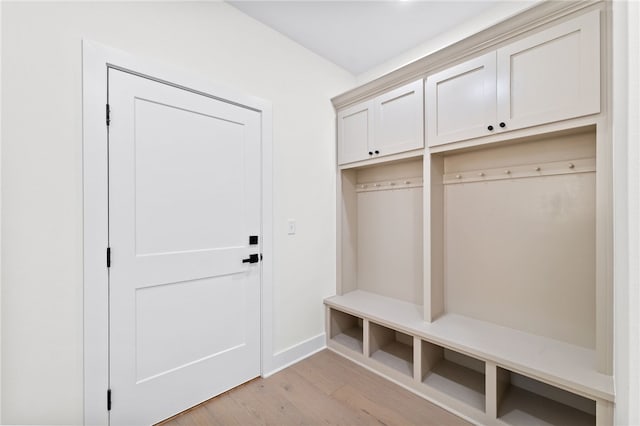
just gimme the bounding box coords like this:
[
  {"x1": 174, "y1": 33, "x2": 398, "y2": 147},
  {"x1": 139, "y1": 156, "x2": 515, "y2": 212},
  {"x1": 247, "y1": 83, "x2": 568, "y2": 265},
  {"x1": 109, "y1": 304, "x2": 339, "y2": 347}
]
[{"x1": 242, "y1": 254, "x2": 259, "y2": 264}]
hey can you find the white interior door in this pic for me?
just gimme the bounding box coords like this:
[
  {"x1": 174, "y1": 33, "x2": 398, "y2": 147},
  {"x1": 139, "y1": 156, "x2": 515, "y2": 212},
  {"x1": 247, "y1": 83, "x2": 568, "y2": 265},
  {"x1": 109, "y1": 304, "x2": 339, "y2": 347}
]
[{"x1": 108, "y1": 69, "x2": 261, "y2": 425}]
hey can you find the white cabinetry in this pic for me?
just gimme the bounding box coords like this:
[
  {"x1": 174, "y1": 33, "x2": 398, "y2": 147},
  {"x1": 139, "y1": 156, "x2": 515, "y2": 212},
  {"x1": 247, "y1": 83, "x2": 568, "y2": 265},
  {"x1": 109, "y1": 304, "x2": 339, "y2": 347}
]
[
  {"x1": 427, "y1": 10, "x2": 600, "y2": 147},
  {"x1": 496, "y1": 10, "x2": 600, "y2": 132},
  {"x1": 338, "y1": 80, "x2": 423, "y2": 165},
  {"x1": 373, "y1": 80, "x2": 424, "y2": 158},
  {"x1": 329, "y1": 4, "x2": 613, "y2": 426},
  {"x1": 426, "y1": 52, "x2": 497, "y2": 146},
  {"x1": 337, "y1": 101, "x2": 373, "y2": 165}
]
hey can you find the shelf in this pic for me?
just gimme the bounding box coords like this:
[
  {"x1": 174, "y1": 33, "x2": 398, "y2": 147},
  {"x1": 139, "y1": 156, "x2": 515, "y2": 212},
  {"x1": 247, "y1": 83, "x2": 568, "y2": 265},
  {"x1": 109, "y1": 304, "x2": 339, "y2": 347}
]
[
  {"x1": 369, "y1": 322, "x2": 413, "y2": 377},
  {"x1": 421, "y1": 347, "x2": 485, "y2": 412},
  {"x1": 499, "y1": 386, "x2": 595, "y2": 426},
  {"x1": 370, "y1": 341, "x2": 413, "y2": 377},
  {"x1": 332, "y1": 326, "x2": 363, "y2": 353},
  {"x1": 324, "y1": 290, "x2": 613, "y2": 402},
  {"x1": 329, "y1": 309, "x2": 363, "y2": 354}
]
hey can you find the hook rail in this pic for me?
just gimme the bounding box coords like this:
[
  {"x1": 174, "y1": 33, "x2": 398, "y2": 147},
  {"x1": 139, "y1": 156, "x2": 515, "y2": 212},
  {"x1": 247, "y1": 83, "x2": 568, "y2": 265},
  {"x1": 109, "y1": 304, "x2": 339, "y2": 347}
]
[{"x1": 443, "y1": 158, "x2": 595, "y2": 185}]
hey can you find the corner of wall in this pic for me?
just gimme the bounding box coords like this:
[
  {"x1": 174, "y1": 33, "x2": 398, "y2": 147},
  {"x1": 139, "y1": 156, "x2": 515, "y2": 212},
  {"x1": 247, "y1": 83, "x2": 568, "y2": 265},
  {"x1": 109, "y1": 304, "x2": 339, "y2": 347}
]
[
  {"x1": 612, "y1": 0, "x2": 640, "y2": 424},
  {"x1": 263, "y1": 333, "x2": 326, "y2": 378}
]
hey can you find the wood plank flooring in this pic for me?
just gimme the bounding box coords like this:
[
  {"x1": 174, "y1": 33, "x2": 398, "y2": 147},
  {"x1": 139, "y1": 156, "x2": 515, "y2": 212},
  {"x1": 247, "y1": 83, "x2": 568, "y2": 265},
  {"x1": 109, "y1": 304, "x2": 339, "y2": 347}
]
[{"x1": 159, "y1": 349, "x2": 470, "y2": 426}]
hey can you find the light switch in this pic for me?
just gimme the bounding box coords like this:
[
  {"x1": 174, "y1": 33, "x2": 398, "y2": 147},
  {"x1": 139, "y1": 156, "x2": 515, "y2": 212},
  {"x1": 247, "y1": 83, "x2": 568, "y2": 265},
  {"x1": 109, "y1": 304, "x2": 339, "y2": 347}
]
[{"x1": 287, "y1": 219, "x2": 296, "y2": 235}]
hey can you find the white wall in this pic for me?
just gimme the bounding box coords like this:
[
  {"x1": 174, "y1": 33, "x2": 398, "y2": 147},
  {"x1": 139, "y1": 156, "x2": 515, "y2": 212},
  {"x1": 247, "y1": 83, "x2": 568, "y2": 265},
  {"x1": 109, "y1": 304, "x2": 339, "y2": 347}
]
[
  {"x1": 0, "y1": 2, "x2": 354, "y2": 424},
  {"x1": 0, "y1": 1, "x2": 3, "y2": 422},
  {"x1": 355, "y1": 1, "x2": 538, "y2": 85},
  {"x1": 613, "y1": 1, "x2": 640, "y2": 424}
]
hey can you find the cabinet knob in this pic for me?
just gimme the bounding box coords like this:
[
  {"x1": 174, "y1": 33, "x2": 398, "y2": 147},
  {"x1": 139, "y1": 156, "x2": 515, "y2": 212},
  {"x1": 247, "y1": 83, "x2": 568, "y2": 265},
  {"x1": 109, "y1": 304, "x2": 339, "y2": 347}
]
[
  {"x1": 499, "y1": 122, "x2": 506, "y2": 128},
  {"x1": 374, "y1": 150, "x2": 380, "y2": 154},
  {"x1": 368, "y1": 151, "x2": 373, "y2": 156},
  {"x1": 487, "y1": 125, "x2": 494, "y2": 131}
]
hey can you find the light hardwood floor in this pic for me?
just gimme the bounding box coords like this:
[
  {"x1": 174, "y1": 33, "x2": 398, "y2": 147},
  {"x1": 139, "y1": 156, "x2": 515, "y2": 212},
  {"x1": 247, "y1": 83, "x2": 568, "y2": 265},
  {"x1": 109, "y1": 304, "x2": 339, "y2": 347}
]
[{"x1": 159, "y1": 349, "x2": 470, "y2": 426}]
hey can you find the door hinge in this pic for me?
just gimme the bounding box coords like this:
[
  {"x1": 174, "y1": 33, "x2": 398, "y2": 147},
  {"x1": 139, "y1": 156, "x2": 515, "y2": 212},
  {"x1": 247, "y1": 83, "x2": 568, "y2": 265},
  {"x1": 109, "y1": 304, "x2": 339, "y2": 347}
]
[
  {"x1": 107, "y1": 389, "x2": 112, "y2": 411},
  {"x1": 106, "y1": 104, "x2": 111, "y2": 126},
  {"x1": 107, "y1": 247, "x2": 111, "y2": 268}
]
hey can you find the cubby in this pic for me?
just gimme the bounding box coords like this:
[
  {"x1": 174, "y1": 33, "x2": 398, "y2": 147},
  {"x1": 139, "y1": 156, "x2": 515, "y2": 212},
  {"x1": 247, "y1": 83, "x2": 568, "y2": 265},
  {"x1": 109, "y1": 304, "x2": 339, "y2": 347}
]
[
  {"x1": 328, "y1": 308, "x2": 363, "y2": 354},
  {"x1": 339, "y1": 158, "x2": 423, "y2": 306},
  {"x1": 427, "y1": 127, "x2": 597, "y2": 351},
  {"x1": 368, "y1": 323, "x2": 413, "y2": 378},
  {"x1": 420, "y1": 341, "x2": 485, "y2": 412},
  {"x1": 497, "y1": 368, "x2": 596, "y2": 426}
]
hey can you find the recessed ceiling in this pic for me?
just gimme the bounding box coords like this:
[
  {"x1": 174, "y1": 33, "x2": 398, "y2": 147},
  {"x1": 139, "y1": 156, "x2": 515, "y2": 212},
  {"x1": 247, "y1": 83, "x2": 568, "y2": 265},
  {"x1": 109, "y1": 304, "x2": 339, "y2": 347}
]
[{"x1": 228, "y1": 1, "x2": 509, "y2": 75}]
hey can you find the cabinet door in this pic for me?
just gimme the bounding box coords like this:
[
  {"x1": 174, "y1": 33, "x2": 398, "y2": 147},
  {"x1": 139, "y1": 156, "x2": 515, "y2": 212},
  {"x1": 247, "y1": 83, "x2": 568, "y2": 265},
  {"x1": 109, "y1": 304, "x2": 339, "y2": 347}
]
[
  {"x1": 426, "y1": 52, "x2": 497, "y2": 147},
  {"x1": 496, "y1": 10, "x2": 600, "y2": 132},
  {"x1": 373, "y1": 80, "x2": 424, "y2": 157},
  {"x1": 337, "y1": 100, "x2": 373, "y2": 165}
]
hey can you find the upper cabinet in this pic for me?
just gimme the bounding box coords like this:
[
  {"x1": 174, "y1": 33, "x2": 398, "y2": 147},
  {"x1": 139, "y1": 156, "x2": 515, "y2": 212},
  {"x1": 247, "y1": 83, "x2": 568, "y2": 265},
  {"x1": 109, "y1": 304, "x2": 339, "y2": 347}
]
[
  {"x1": 426, "y1": 52, "x2": 497, "y2": 146},
  {"x1": 496, "y1": 10, "x2": 600, "y2": 132},
  {"x1": 373, "y1": 80, "x2": 424, "y2": 157},
  {"x1": 338, "y1": 80, "x2": 423, "y2": 165},
  {"x1": 337, "y1": 101, "x2": 374, "y2": 165},
  {"x1": 426, "y1": 10, "x2": 600, "y2": 147}
]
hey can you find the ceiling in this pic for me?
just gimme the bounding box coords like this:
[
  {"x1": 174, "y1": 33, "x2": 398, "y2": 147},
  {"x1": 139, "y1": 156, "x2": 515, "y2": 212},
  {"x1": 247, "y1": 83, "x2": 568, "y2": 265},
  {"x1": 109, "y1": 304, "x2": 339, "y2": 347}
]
[{"x1": 228, "y1": 1, "x2": 508, "y2": 75}]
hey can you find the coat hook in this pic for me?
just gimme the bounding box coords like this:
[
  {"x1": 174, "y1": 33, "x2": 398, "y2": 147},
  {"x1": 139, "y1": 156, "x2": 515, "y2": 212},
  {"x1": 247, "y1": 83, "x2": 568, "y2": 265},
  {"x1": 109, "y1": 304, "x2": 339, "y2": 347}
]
[
  {"x1": 569, "y1": 163, "x2": 575, "y2": 169},
  {"x1": 404, "y1": 180, "x2": 410, "y2": 185},
  {"x1": 374, "y1": 183, "x2": 381, "y2": 187},
  {"x1": 389, "y1": 182, "x2": 395, "y2": 186},
  {"x1": 535, "y1": 167, "x2": 541, "y2": 172},
  {"x1": 361, "y1": 184, "x2": 367, "y2": 189},
  {"x1": 456, "y1": 174, "x2": 462, "y2": 179},
  {"x1": 478, "y1": 172, "x2": 485, "y2": 177},
  {"x1": 505, "y1": 170, "x2": 511, "y2": 175}
]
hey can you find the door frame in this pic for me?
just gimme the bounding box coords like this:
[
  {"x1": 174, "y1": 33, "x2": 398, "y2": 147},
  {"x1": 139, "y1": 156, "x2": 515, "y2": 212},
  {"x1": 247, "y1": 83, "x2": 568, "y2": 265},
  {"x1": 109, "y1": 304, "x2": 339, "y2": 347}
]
[{"x1": 82, "y1": 40, "x2": 274, "y2": 426}]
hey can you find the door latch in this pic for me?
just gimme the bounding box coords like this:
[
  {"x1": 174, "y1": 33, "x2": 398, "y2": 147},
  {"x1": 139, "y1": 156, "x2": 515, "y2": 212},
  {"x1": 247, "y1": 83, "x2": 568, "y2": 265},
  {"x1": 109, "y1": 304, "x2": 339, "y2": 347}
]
[{"x1": 242, "y1": 254, "x2": 259, "y2": 264}]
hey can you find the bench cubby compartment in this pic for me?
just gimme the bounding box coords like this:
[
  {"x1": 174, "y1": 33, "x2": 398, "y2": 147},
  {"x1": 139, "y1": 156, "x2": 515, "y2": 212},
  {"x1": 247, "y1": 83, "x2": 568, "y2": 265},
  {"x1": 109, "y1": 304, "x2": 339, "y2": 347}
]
[
  {"x1": 329, "y1": 308, "x2": 364, "y2": 354},
  {"x1": 420, "y1": 340, "x2": 486, "y2": 412},
  {"x1": 497, "y1": 367, "x2": 596, "y2": 426},
  {"x1": 368, "y1": 322, "x2": 413, "y2": 377}
]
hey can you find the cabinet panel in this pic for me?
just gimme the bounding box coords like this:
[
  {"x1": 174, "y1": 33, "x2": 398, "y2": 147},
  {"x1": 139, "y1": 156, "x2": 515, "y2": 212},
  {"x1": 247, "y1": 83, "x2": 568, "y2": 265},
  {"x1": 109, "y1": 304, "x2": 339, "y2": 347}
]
[
  {"x1": 426, "y1": 52, "x2": 497, "y2": 147},
  {"x1": 373, "y1": 80, "x2": 424, "y2": 157},
  {"x1": 338, "y1": 101, "x2": 373, "y2": 165},
  {"x1": 497, "y1": 10, "x2": 600, "y2": 131}
]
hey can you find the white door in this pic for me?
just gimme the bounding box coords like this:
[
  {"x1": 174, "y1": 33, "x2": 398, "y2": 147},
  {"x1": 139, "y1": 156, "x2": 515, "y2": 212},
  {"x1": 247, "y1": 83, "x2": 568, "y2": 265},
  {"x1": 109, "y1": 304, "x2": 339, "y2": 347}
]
[
  {"x1": 373, "y1": 79, "x2": 424, "y2": 157},
  {"x1": 426, "y1": 52, "x2": 497, "y2": 147},
  {"x1": 108, "y1": 69, "x2": 261, "y2": 425}
]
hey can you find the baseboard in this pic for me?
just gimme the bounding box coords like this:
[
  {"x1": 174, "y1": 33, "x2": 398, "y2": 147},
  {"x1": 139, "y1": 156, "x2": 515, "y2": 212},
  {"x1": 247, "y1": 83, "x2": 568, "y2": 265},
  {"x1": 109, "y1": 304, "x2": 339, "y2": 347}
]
[{"x1": 262, "y1": 333, "x2": 326, "y2": 378}]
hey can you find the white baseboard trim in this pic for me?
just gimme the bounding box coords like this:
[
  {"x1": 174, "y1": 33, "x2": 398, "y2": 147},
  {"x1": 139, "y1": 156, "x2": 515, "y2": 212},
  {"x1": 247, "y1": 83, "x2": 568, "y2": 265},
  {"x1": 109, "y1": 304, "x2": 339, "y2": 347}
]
[{"x1": 263, "y1": 333, "x2": 326, "y2": 378}]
